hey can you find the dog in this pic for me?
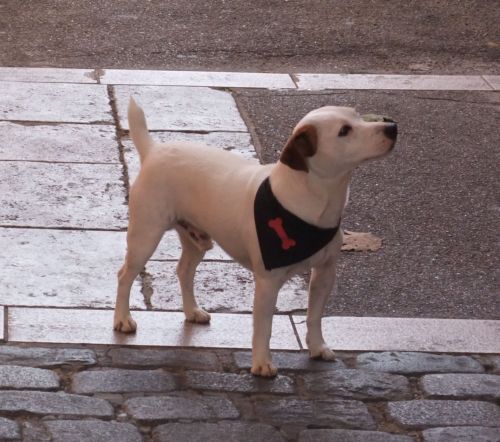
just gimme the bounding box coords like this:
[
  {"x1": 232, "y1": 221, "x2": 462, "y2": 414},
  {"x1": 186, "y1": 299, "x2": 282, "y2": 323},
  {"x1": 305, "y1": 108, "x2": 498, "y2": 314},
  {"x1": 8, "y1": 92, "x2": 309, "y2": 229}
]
[{"x1": 114, "y1": 98, "x2": 397, "y2": 377}]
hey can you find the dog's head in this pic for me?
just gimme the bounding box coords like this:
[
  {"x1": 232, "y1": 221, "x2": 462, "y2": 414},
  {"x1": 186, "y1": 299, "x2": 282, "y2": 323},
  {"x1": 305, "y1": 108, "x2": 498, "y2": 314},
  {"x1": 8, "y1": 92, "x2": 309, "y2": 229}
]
[{"x1": 280, "y1": 106, "x2": 397, "y2": 177}]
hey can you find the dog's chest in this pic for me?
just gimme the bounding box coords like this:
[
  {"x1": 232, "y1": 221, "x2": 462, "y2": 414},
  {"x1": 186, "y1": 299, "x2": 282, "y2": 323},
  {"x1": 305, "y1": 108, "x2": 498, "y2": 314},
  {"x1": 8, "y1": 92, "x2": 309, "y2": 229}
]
[{"x1": 254, "y1": 178, "x2": 340, "y2": 271}]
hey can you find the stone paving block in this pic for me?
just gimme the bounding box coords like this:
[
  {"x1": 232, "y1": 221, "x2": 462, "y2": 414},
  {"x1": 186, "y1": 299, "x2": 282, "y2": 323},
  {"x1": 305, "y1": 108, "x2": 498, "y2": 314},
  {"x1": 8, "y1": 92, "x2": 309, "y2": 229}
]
[
  {"x1": 254, "y1": 398, "x2": 375, "y2": 429},
  {"x1": 114, "y1": 85, "x2": 247, "y2": 131},
  {"x1": 302, "y1": 369, "x2": 411, "y2": 400},
  {"x1": 298, "y1": 429, "x2": 415, "y2": 442},
  {"x1": 356, "y1": 351, "x2": 484, "y2": 374},
  {"x1": 9, "y1": 308, "x2": 300, "y2": 349},
  {"x1": 0, "y1": 365, "x2": 60, "y2": 390},
  {"x1": 387, "y1": 400, "x2": 500, "y2": 429},
  {"x1": 0, "y1": 346, "x2": 97, "y2": 367},
  {"x1": 483, "y1": 75, "x2": 500, "y2": 90},
  {"x1": 234, "y1": 350, "x2": 347, "y2": 371},
  {"x1": 293, "y1": 316, "x2": 500, "y2": 353},
  {"x1": 422, "y1": 426, "x2": 500, "y2": 442},
  {"x1": 72, "y1": 368, "x2": 177, "y2": 393},
  {"x1": 22, "y1": 421, "x2": 51, "y2": 442},
  {"x1": 185, "y1": 371, "x2": 294, "y2": 394},
  {"x1": 123, "y1": 130, "x2": 257, "y2": 185},
  {"x1": 0, "y1": 229, "x2": 143, "y2": 309},
  {"x1": 0, "y1": 391, "x2": 114, "y2": 418},
  {"x1": 0, "y1": 81, "x2": 111, "y2": 122},
  {"x1": 0, "y1": 67, "x2": 96, "y2": 83},
  {"x1": 0, "y1": 122, "x2": 119, "y2": 162},
  {"x1": 102, "y1": 69, "x2": 295, "y2": 89},
  {"x1": 147, "y1": 261, "x2": 308, "y2": 313},
  {"x1": 421, "y1": 373, "x2": 500, "y2": 401},
  {"x1": 0, "y1": 417, "x2": 20, "y2": 441},
  {"x1": 44, "y1": 420, "x2": 142, "y2": 442},
  {"x1": 295, "y1": 74, "x2": 491, "y2": 91},
  {"x1": 153, "y1": 421, "x2": 286, "y2": 442},
  {"x1": 125, "y1": 394, "x2": 239, "y2": 422},
  {"x1": 0, "y1": 162, "x2": 127, "y2": 229},
  {"x1": 108, "y1": 347, "x2": 220, "y2": 370}
]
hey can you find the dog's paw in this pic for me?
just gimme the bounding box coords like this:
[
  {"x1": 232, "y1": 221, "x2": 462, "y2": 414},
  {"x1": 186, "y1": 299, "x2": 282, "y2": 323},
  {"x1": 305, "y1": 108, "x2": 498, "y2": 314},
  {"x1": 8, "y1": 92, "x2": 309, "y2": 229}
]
[
  {"x1": 113, "y1": 315, "x2": 137, "y2": 333},
  {"x1": 309, "y1": 345, "x2": 336, "y2": 361},
  {"x1": 185, "y1": 307, "x2": 211, "y2": 324},
  {"x1": 251, "y1": 361, "x2": 278, "y2": 377}
]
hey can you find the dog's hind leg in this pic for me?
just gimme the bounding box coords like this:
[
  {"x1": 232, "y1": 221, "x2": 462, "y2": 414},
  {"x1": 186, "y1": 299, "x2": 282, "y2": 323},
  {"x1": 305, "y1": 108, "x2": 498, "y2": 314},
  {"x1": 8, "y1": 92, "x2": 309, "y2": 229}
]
[
  {"x1": 175, "y1": 223, "x2": 213, "y2": 323},
  {"x1": 114, "y1": 190, "x2": 169, "y2": 333}
]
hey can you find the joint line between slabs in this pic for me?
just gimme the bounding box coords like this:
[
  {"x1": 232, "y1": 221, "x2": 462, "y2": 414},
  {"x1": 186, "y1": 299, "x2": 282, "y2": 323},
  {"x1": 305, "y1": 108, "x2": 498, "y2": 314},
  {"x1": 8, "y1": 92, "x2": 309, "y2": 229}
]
[
  {"x1": 481, "y1": 75, "x2": 496, "y2": 90},
  {"x1": 289, "y1": 314, "x2": 304, "y2": 350}
]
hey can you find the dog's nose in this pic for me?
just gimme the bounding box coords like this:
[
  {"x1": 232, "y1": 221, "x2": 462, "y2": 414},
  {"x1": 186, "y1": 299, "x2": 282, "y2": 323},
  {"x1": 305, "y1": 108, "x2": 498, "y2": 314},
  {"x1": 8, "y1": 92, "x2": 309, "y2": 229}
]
[{"x1": 384, "y1": 123, "x2": 398, "y2": 141}]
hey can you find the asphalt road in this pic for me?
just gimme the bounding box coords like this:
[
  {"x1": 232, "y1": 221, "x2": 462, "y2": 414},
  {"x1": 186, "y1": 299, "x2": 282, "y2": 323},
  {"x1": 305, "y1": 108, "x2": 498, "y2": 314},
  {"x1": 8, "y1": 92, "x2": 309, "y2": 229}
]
[{"x1": 1, "y1": 0, "x2": 498, "y2": 74}]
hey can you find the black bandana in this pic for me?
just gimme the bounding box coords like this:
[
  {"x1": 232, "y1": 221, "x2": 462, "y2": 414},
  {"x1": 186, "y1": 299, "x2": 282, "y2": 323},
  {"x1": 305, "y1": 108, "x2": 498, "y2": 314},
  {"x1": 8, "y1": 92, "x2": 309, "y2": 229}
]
[{"x1": 254, "y1": 177, "x2": 340, "y2": 271}]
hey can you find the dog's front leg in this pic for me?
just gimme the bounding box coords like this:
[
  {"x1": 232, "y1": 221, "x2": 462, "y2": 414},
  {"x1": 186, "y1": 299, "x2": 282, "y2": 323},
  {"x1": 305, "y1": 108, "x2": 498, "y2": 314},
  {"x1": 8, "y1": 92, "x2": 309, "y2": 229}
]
[
  {"x1": 306, "y1": 257, "x2": 338, "y2": 361},
  {"x1": 251, "y1": 275, "x2": 283, "y2": 377}
]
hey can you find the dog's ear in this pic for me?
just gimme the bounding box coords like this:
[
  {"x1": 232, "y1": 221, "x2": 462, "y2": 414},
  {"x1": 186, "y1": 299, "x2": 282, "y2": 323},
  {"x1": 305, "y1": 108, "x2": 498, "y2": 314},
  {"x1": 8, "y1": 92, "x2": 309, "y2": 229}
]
[{"x1": 279, "y1": 124, "x2": 317, "y2": 172}]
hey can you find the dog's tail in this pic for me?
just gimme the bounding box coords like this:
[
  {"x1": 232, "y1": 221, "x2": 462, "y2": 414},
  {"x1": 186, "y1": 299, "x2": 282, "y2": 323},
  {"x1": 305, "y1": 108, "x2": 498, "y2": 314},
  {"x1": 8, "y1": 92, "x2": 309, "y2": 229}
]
[{"x1": 128, "y1": 97, "x2": 153, "y2": 163}]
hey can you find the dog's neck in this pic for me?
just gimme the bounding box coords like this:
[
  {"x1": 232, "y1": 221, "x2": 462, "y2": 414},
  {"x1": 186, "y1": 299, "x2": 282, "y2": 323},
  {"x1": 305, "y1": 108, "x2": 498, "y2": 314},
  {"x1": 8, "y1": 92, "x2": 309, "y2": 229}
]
[{"x1": 269, "y1": 161, "x2": 351, "y2": 228}]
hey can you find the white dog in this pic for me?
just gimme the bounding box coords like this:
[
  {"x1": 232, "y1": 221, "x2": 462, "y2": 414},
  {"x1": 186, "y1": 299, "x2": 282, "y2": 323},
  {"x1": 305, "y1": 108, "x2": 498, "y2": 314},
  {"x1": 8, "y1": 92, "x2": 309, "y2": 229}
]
[{"x1": 114, "y1": 98, "x2": 397, "y2": 377}]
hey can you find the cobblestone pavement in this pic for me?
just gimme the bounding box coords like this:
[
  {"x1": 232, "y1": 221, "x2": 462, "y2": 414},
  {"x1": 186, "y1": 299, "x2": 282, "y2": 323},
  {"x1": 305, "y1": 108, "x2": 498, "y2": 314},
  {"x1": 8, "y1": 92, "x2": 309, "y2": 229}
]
[
  {"x1": 0, "y1": 68, "x2": 499, "y2": 441},
  {"x1": 0, "y1": 345, "x2": 499, "y2": 441}
]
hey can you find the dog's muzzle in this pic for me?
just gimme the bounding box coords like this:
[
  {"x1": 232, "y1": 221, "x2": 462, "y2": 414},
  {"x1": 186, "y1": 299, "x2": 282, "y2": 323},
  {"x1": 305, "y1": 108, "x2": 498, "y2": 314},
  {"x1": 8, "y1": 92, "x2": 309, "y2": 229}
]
[{"x1": 384, "y1": 122, "x2": 398, "y2": 141}]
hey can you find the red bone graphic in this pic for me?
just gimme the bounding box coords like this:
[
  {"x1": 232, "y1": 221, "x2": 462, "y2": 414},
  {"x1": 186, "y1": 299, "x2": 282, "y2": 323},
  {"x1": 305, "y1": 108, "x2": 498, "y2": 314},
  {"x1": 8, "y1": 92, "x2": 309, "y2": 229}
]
[{"x1": 268, "y1": 217, "x2": 296, "y2": 250}]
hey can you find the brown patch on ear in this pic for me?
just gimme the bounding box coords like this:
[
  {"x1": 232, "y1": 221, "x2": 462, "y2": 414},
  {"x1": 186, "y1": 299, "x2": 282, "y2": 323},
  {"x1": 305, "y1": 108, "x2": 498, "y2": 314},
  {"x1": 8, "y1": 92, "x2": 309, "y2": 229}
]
[{"x1": 279, "y1": 124, "x2": 317, "y2": 172}]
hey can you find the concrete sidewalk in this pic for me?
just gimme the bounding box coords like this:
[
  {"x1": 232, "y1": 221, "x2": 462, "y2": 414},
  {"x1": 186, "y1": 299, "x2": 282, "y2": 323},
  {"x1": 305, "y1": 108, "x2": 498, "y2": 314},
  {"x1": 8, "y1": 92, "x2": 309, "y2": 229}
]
[{"x1": 0, "y1": 67, "x2": 499, "y2": 441}]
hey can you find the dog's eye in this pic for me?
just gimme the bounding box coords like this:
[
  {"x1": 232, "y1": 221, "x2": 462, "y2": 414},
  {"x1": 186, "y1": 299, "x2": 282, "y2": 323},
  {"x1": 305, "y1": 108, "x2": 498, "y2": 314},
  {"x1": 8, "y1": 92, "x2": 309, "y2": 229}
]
[{"x1": 338, "y1": 125, "x2": 352, "y2": 137}]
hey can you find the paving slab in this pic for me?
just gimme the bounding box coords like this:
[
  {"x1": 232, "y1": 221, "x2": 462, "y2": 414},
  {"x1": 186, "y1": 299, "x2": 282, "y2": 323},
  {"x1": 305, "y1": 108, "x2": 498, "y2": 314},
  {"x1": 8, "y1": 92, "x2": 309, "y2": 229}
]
[
  {"x1": 296, "y1": 74, "x2": 491, "y2": 90},
  {"x1": 0, "y1": 417, "x2": 20, "y2": 441},
  {"x1": 147, "y1": 261, "x2": 308, "y2": 313},
  {"x1": 387, "y1": 400, "x2": 500, "y2": 429},
  {"x1": 153, "y1": 422, "x2": 285, "y2": 442},
  {"x1": 0, "y1": 390, "x2": 114, "y2": 418},
  {"x1": 0, "y1": 346, "x2": 97, "y2": 367},
  {"x1": 356, "y1": 352, "x2": 484, "y2": 374},
  {"x1": 108, "y1": 347, "x2": 220, "y2": 370},
  {"x1": 421, "y1": 426, "x2": 500, "y2": 442},
  {"x1": 8, "y1": 308, "x2": 301, "y2": 349},
  {"x1": 0, "y1": 365, "x2": 60, "y2": 390},
  {"x1": 301, "y1": 369, "x2": 411, "y2": 400},
  {"x1": 483, "y1": 75, "x2": 500, "y2": 90},
  {"x1": 0, "y1": 122, "x2": 119, "y2": 162},
  {"x1": 0, "y1": 67, "x2": 96, "y2": 83},
  {"x1": 0, "y1": 162, "x2": 127, "y2": 228},
  {"x1": 0, "y1": 82, "x2": 111, "y2": 123},
  {"x1": 72, "y1": 368, "x2": 178, "y2": 394},
  {"x1": 298, "y1": 429, "x2": 414, "y2": 442},
  {"x1": 123, "y1": 130, "x2": 257, "y2": 185},
  {"x1": 0, "y1": 228, "x2": 143, "y2": 309},
  {"x1": 420, "y1": 373, "x2": 500, "y2": 401},
  {"x1": 185, "y1": 370, "x2": 295, "y2": 394},
  {"x1": 235, "y1": 89, "x2": 499, "y2": 320},
  {"x1": 44, "y1": 420, "x2": 142, "y2": 442},
  {"x1": 254, "y1": 398, "x2": 375, "y2": 429},
  {"x1": 114, "y1": 85, "x2": 247, "y2": 131},
  {"x1": 293, "y1": 315, "x2": 500, "y2": 353},
  {"x1": 102, "y1": 69, "x2": 295, "y2": 89},
  {"x1": 125, "y1": 394, "x2": 239, "y2": 422}
]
